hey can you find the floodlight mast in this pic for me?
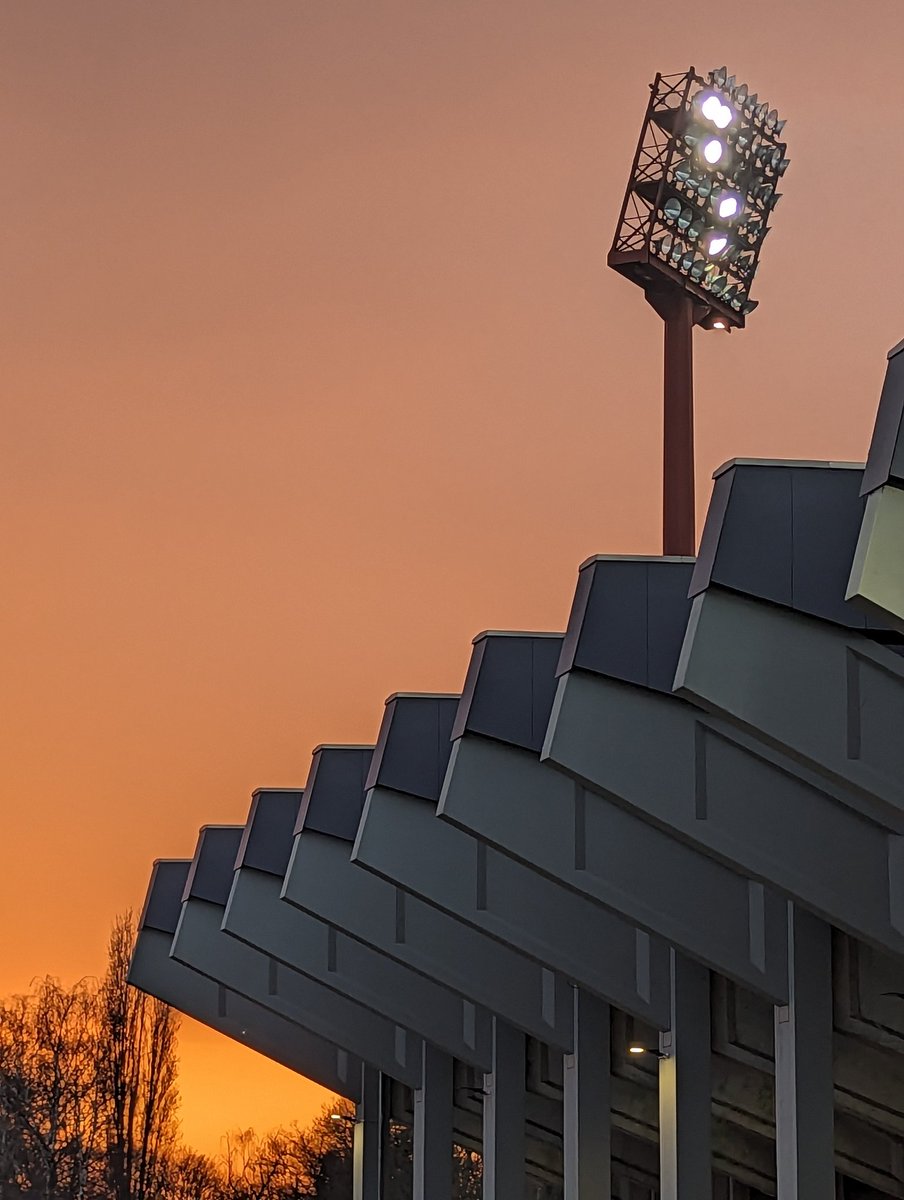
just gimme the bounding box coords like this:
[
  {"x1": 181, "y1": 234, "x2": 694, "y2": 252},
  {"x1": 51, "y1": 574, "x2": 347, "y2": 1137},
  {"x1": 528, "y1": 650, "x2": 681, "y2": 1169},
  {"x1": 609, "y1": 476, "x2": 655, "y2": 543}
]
[{"x1": 609, "y1": 67, "x2": 787, "y2": 555}]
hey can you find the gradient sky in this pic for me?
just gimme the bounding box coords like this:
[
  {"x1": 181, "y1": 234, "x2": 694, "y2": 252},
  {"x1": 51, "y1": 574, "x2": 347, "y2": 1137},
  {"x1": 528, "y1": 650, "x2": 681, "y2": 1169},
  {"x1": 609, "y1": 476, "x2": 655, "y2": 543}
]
[{"x1": 2, "y1": 0, "x2": 902, "y2": 1156}]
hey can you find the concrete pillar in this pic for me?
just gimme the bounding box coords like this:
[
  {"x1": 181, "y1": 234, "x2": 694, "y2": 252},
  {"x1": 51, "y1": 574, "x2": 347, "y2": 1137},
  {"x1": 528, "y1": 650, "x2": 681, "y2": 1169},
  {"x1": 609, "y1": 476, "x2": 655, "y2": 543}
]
[
  {"x1": 775, "y1": 903, "x2": 835, "y2": 1199},
  {"x1": 564, "y1": 987, "x2": 611, "y2": 1200},
  {"x1": 659, "y1": 951, "x2": 711, "y2": 1200},
  {"x1": 483, "y1": 1018, "x2": 525, "y2": 1200},
  {"x1": 353, "y1": 1065, "x2": 385, "y2": 1200},
  {"x1": 413, "y1": 1044, "x2": 454, "y2": 1200}
]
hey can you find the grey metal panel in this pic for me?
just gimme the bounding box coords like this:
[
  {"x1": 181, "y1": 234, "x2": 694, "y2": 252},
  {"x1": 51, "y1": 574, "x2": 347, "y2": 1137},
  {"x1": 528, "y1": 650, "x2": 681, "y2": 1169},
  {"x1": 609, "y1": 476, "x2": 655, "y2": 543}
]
[
  {"x1": 170, "y1": 827, "x2": 424, "y2": 1087},
  {"x1": 353, "y1": 688, "x2": 670, "y2": 1027},
  {"x1": 226, "y1": 867, "x2": 505, "y2": 1065},
  {"x1": 297, "y1": 746, "x2": 375, "y2": 840},
  {"x1": 675, "y1": 587, "x2": 904, "y2": 832},
  {"x1": 452, "y1": 634, "x2": 563, "y2": 751},
  {"x1": 862, "y1": 340, "x2": 904, "y2": 495},
  {"x1": 689, "y1": 462, "x2": 884, "y2": 631},
  {"x1": 440, "y1": 733, "x2": 789, "y2": 1003},
  {"x1": 173, "y1": 894, "x2": 423, "y2": 1089},
  {"x1": 557, "y1": 558, "x2": 695, "y2": 693},
  {"x1": 356, "y1": 784, "x2": 671, "y2": 1029},
  {"x1": 544, "y1": 667, "x2": 904, "y2": 958},
  {"x1": 195, "y1": 811, "x2": 491, "y2": 1067},
  {"x1": 236, "y1": 789, "x2": 302, "y2": 875},
  {"x1": 138, "y1": 858, "x2": 190, "y2": 934},
  {"x1": 131, "y1": 928, "x2": 361, "y2": 1099},
  {"x1": 846, "y1": 487, "x2": 904, "y2": 633},
  {"x1": 131, "y1": 860, "x2": 362, "y2": 1098},
  {"x1": 183, "y1": 825, "x2": 244, "y2": 903},
  {"x1": 366, "y1": 695, "x2": 459, "y2": 801},
  {"x1": 285, "y1": 743, "x2": 586, "y2": 1053}
]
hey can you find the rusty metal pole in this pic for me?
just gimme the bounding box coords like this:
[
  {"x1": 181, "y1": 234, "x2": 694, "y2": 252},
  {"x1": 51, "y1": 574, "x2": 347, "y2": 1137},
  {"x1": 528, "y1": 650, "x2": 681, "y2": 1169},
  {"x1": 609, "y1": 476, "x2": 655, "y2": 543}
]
[{"x1": 661, "y1": 292, "x2": 696, "y2": 555}]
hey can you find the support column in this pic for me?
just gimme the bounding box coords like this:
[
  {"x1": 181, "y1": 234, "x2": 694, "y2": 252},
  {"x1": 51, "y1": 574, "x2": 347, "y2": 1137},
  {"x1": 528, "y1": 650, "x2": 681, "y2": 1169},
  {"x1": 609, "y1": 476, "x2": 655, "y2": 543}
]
[
  {"x1": 413, "y1": 1044, "x2": 454, "y2": 1200},
  {"x1": 483, "y1": 1018, "x2": 525, "y2": 1200},
  {"x1": 774, "y1": 903, "x2": 835, "y2": 1199},
  {"x1": 661, "y1": 292, "x2": 696, "y2": 556},
  {"x1": 658, "y1": 951, "x2": 711, "y2": 1200},
  {"x1": 353, "y1": 1065, "x2": 386, "y2": 1200},
  {"x1": 564, "y1": 987, "x2": 611, "y2": 1200}
]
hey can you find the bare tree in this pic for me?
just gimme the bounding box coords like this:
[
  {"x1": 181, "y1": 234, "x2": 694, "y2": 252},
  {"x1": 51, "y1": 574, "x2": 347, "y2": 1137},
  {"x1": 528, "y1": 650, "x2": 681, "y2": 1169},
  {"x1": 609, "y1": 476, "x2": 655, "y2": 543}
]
[
  {"x1": 97, "y1": 911, "x2": 180, "y2": 1200},
  {"x1": 0, "y1": 977, "x2": 104, "y2": 1199}
]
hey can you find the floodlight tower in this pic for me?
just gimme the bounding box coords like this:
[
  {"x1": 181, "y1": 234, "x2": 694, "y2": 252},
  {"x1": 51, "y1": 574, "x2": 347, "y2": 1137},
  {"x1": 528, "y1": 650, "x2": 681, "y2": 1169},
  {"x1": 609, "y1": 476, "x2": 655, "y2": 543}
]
[{"x1": 609, "y1": 67, "x2": 788, "y2": 554}]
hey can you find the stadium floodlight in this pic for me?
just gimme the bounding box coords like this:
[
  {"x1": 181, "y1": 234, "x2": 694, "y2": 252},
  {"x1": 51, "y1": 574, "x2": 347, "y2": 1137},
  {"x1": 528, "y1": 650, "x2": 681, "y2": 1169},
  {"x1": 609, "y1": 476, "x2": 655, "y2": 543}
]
[{"x1": 608, "y1": 65, "x2": 788, "y2": 554}]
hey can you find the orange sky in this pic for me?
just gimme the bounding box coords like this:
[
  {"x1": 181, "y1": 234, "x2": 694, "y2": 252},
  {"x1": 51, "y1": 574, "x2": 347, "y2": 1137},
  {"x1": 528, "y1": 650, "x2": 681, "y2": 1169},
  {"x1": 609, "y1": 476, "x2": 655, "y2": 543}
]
[{"x1": 2, "y1": 0, "x2": 902, "y2": 1156}]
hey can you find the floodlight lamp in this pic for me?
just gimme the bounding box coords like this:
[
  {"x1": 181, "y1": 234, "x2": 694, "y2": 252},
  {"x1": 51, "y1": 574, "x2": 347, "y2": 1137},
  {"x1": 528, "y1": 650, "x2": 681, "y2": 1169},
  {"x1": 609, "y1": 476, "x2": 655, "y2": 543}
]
[
  {"x1": 711, "y1": 66, "x2": 728, "y2": 88},
  {"x1": 664, "y1": 197, "x2": 682, "y2": 222},
  {"x1": 717, "y1": 192, "x2": 741, "y2": 220},
  {"x1": 734, "y1": 83, "x2": 749, "y2": 105},
  {"x1": 707, "y1": 233, "x2": 729, "y2": 256},
  {"x1": 775, "y1": 118, "x2": 787, "y2": 135},
  {"x1": 675, "y1": 158, "x2": 693, "y2": 184},
  {"x1": 700, "y1": 94, "x2": 734, "y2": 129},
  {"x1": 703, "y1": 138, "x2": 725, "y2": 165}
]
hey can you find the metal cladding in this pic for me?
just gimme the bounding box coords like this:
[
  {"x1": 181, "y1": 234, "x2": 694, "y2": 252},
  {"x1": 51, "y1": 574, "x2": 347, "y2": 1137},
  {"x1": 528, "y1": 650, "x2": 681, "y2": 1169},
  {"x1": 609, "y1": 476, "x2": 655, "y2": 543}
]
[{"x1": 129, "y1": 342, "x2": 904, "y2": 1199}]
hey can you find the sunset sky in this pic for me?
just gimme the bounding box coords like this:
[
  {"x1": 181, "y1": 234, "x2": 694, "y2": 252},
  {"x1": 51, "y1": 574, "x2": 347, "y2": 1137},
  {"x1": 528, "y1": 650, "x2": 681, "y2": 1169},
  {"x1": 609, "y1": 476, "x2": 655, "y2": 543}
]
[{"x1": 2, "y1": 0, "x2": 902, "y2": 1156}]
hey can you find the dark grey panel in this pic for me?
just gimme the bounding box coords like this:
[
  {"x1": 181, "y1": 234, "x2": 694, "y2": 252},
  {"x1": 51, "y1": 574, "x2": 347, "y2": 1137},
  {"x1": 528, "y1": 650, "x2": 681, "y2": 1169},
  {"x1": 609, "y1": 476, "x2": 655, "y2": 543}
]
[
  {"x1": 296, "y1": 746, "x2": 374, "y2": 840},
  {"x1": 451, "y1": 633, "x2": 563, "y2": 752},
  {"x1": 356, "y1": 783, "x2": 672, "y2": 1028},
  {"x1": 130, "y1": 927, "x2": 361, "y2": 1099},
  {"x1": 862, "y1": 340, "x2": 904, "y2": 495},
  {"x1": 689, "y1": 463, "x2": 886, "y2": 632},
  {"x1": 236, "y1": 790, "x2": 303, "y2": 875},
  {"x1": 174, "y1": 894, "x2": 424, "y2": 1088},
  {"x1": 365, "y1": 695, "x2": 459, "y2": 801},
  {"x1": 675, "y1": 588, "x2": 904, "y2": 832},
  {"x1": 441, "y1": 733, "x2": 790, "y2": 1003},
  {"x1": 182, "y1": 826, "x2": 241, "y2": 904},
  {"x1": 139, "y1": 860, "x2": 190, "y2": 934},
  {"x1": 355, "y1": 690, "x2": 671, "y2": 1026},
  {"x1": 557, "y1": 558, "x2": 695, "y2": 692}
]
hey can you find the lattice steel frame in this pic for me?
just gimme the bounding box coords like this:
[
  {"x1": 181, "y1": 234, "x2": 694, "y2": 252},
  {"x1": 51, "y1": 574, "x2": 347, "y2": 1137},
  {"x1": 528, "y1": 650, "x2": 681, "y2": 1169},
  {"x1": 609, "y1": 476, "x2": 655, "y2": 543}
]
[{"x1": 609, "y1": 67, "x2": 787, "y2": 331}]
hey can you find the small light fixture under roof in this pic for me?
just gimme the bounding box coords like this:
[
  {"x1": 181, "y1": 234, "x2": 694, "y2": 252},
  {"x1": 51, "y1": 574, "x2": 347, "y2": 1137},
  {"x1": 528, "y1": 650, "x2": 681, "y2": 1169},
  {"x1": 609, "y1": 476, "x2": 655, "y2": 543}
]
[
  {"x1": 713, "y1": 319, "x2": 727, "y2": 329},
  {"x1": 628, "y1": 1042, "x2": 670, "y2": 1059}
]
